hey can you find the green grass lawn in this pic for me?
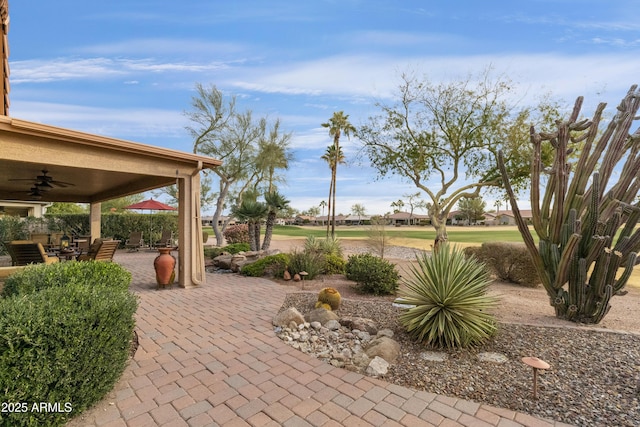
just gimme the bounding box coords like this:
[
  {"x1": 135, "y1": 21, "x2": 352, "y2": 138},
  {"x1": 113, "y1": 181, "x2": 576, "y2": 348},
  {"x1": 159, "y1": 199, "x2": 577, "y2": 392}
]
[
  {"x1": 203, "y1": 224, "x2": 531, "y2": 245},
  {"x1": 269, "y1": 224, "x2": 531, "y2": 245}
]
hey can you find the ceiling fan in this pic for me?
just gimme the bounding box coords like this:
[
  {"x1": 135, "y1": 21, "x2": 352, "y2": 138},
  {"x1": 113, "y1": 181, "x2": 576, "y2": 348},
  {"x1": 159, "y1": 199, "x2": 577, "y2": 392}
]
[{"x1": 9, "y1": 169, "x2": 75, "y2": 188}]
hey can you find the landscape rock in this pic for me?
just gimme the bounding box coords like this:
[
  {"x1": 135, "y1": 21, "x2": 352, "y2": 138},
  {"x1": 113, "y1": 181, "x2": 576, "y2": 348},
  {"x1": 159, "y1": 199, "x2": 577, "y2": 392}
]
[
  {"x1": 283, "y1": 270, "x2": 291, "y2": 281},
  {"x1": 366, "y1": 356, "x2": 390, "y2": 376},
  {"x1": 273, "y1": 307, "x2": 305, "y2": 327},
  {"x1": 365, "y1": 336, "x2": 401, "y2": 363},
  {"x1": 305, "y1": 308, "x2": 339, "y2": 325},
  {"x1": 340, "y1": 317, "x2": 378, "y2": 335},
  {"x1": 230, "y1": 254, "x2": 247, "y2": 272},
  {"x1": 293, "y1": 273, "x2": 301, "y2": 282},
  {"x1": 213, "y1": 254, "x2": 233, "y2": 269}
]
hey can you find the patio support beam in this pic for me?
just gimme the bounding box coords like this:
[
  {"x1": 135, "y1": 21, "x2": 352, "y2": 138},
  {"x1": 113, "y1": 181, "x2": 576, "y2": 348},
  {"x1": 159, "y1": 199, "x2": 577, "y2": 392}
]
[
  {"x1": 89, "y1": 202, "x2": 101, "y2": 240},
  {"x1": 177, "y1": 168, "x2": 205, "y2": 288}
]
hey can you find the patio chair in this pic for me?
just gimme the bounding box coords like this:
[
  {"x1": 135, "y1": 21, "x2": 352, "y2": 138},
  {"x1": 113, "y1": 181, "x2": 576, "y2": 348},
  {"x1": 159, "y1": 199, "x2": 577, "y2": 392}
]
[
  {"x1": 6, "y1": 240, "x2": 59, "y2": 266},
  {"x1": 77, "y1": 239, "x2": 120, "y2": 262},
  {"x1": 125, "y1": 231, "x2": 144, "y2": 251},
  {"x1": 154, "y1": 229, "x2": 173, "y2": 248}
]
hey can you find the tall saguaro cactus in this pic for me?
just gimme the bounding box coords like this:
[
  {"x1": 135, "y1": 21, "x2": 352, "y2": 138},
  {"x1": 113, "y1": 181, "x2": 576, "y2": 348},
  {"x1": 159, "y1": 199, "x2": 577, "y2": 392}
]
[{"x1": 498, "y1": 85, "x2": 640, "y2": 324}]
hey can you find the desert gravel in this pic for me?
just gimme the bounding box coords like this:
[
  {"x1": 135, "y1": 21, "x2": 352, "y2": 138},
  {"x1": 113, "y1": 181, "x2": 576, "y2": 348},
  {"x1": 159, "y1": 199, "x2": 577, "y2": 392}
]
[{"x1": 281, "y1": 292, "x2": 640, "y2": 427}]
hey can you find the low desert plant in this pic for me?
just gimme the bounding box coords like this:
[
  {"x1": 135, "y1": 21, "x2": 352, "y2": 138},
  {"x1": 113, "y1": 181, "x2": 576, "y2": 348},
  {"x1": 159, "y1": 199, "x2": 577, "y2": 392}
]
[
  {"x1": 396, "y1": 244, "x2": 497, "y2": 348},
  {"x1": 464, "y1": 242, "x2": 539, "y2": 287},
  {"x1": 345, "y1": 253, "x2": 399, "y2": 295},
  {"x1": 222, "y1": 242, "x2": 251, "y2": 254},
  {"x1": 323, "y1": 253, "x2": 346, "y2": 275},
  {"x1": 241, "y1": 253, "x2": 290, "y2": 277},
  {"x1": 288, "y1": 250, "x2": 324, "y2": 280},
  {"x1": 304, "y1": 235, "x2": 343, "y2": 257}
]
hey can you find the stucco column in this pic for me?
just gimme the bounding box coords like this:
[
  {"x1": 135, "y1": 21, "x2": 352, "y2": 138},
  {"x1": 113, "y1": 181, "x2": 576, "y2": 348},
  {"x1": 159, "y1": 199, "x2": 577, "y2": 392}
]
[
  {"x1": 177, "y1": 170, "x2": 206, "y2": 288},
  {"x1": 89, "y1": 202, "x2": 101, "y2": 241}
]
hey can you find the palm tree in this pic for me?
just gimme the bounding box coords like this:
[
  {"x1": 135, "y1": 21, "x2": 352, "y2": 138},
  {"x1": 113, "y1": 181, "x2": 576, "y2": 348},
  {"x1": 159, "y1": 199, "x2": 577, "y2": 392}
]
[
  {"x1": 321, "y1": 111, "x2": 355, "y2": 238},
  {"x1": 321, "y1": 144, "x2": 346, "y2": 238},
  {"x1": 262, "y1": 191, "x2": 290, "y2": 250},
  {"x1": 319, "y1": 200, "x2": 327, "y2": 225},
  {"x1": 232, "y1": 200, "x2": 268, "y2": 251}
]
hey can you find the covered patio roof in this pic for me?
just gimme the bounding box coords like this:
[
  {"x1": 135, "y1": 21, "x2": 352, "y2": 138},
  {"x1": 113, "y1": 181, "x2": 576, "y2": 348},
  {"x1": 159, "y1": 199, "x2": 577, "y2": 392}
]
[{"x1": 0, "y1": 116, "x2": 220, "y2": 203}]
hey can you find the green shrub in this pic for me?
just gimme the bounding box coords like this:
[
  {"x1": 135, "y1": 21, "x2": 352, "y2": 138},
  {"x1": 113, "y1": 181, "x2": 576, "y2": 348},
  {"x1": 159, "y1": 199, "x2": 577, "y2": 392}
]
[
  {"x1": 345, "y1": 253, "x2": 399, "y2": 295},
  {"x1": 223, "y1": 224, "x2": 249, "y2": 244},
  {"x1": 323, "y1": 254, "x2": 346, "y2": 275},
  {"x1": 396, "y1": 244, "x2": 497, "y2": 348},
  {"x1": 0, "y1": 283, "x2": 137, "y2": 427},
  {"x1": 2, "y1": 261, "x2": 132, "y2": 298},
  {"x1": 288, "y1": 250, "x2": 325, "y2": 280},
  {"x1": 464, "y1": 242, "x2": 540, "y2": 287},
  {"x1": 222, "y1": 243, "x2": 250, "y2": 254},
  {"x1": 241, "y1": 253, "x2": 290, "y2": 277}
]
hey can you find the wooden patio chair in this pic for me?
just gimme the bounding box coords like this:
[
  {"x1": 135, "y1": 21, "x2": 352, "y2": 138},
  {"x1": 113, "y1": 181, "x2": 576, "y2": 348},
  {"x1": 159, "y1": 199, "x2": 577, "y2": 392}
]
[
  {"x1": 6, "y1": 240, "x2": 59, "y2": 266},
  {"x1": 125, "y1": 231, "x2": 144, "y2": 251},
  {"x1": 154, "y1": 229, "x2": 173, "y2": 248},
  {"x1": 77, "y1": 239, "x2": 120, "y2": 262}
]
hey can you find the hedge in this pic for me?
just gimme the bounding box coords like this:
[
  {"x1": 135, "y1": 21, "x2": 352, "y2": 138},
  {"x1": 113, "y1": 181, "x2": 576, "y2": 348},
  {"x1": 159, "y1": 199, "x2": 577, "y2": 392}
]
[
  {"x1": 1, "y1": 261, "x2": 132, "y2": 298},
  {"x1": 0, "y1": 262, "x2": 137, "y2": 427}
]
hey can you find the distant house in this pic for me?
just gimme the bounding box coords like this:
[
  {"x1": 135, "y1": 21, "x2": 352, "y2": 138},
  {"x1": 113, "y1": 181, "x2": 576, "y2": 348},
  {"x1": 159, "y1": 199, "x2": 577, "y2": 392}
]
[
  {"x1": 295, "y1": 215, "x2": 317, "y2": 225},
  {"x1": 484, "y1": 210, "x2": 533, "y2": 225},
  {"x1": 388, "y1": 211, "x2": 429, "y2": 226},
  {"x1": 344, "y1": 214, "x2": 371, "y2": 225},
  {"x1": 315, "y1": 214, "x2": 347, "y2": 226},
  {"x1": 201, "y1": 215, "x2": 237, "y2": 227}
]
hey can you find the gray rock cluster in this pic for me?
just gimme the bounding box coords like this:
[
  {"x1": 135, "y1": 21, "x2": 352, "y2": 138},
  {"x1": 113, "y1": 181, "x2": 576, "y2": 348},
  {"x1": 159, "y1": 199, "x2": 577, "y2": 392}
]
[
  {"x1": 272, "y1": 307, "x2": 401, "y2": 376},
  {"x1": 212, "y1": 249, "x2": 281, "y2": 273}
]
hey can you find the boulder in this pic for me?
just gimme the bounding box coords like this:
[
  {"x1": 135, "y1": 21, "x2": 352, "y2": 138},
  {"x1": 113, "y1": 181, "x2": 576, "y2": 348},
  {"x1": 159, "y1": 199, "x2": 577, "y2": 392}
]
[
  {"x1": 305, "y1": 307, "x2": 339, "y2": 325},
  {"x1": 273, "y1": 307, "x2": 305, "y2": 327},
  {"x1": 230, "y1": 254, "x2": 247, "y2": 272},
  {"x1": 293, "y1": 273, "x2": 301, "y2": 282},
  {"x1": 213, "y1": 254, "x2": 233, "y2": 270},
  {"x1": 283, "y1": 270, "x2": 292, "y2": 281},
  {"x1": 366, "y1": 356, "x2": 389, "y2": 376},
  {"x1": 340, "y1": 317, "x2": 378, "y2": 335},
  {"x1": 365, "y1": 336, "x2": 401, "y2": 363}
]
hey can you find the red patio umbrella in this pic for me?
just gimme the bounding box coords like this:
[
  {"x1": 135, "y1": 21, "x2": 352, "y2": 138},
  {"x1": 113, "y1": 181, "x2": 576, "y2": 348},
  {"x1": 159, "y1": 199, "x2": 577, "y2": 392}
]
[{"x1": 123, "y1": 199, "x2": 177, "y2": 247}]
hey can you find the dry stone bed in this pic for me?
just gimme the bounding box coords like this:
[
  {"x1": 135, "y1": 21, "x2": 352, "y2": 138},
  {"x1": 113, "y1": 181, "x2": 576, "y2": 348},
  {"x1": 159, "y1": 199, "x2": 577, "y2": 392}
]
[{"x1": 278, "y1": 292, "x2": 640, "y2": 427}]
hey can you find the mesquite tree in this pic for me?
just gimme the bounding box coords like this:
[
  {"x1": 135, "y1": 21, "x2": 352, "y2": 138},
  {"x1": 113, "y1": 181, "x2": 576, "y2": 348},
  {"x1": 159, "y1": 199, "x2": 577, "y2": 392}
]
[{"x1": 498, "y1": 85, "x2": 640, "y2": 324}]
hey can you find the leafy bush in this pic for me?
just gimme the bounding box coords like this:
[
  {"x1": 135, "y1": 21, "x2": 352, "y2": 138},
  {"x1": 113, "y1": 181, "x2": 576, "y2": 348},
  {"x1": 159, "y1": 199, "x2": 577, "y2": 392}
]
[
  {"x1": 0, "y1": 216, "x2": 29, "y2": 255},
  {"x1": 396, "y1": 244, "x2": 497, "y2": 348},
  {"x1": 0, "y1": 283, "x2": 137, "y2": 427},
  {"x1": 323, "y1": 254, "x2": 346, "y2": 275},
  {"x1": 464, "y1": 242, "x2": 539, "y2": 287},
  {"x1": 2, "y1": 261, "x2": 132, "y2": 298},
  {"x1": 241, "y1": 253, "x2": 290, "y2": 277},
  {"x1": 345, "y1": 253, "x2": 399, "y2": 295},
  {"x1": 223, "y1": 224, "x2": 249, "y2": 244}
]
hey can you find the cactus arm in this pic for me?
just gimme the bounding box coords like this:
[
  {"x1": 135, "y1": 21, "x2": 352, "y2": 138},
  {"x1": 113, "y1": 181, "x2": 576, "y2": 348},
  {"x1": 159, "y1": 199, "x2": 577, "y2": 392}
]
[
  {"x1": 497, "y1": 150, "x2": 552, "y2": 293},
  {"x1": 554, "y1": 233, "x2": 581, "y2": 291}
]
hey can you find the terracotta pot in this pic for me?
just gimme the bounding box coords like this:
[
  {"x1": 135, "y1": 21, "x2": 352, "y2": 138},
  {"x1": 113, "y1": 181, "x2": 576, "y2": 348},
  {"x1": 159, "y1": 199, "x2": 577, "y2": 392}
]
[{"x1": 154, "y1": 247, "x2": 176, "y2": 288}]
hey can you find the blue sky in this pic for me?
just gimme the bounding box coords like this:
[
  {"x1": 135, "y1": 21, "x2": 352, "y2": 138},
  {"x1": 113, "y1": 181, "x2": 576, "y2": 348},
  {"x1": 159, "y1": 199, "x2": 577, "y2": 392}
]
[{"x1": 7, "y1": 1, "x2": 640, "y2": 215}]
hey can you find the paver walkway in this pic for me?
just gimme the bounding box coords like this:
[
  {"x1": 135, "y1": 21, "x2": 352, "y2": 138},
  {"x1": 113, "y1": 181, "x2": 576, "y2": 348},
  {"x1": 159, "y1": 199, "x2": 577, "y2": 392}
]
[{"x1": 70, "y1": 251, "x2": 572, "y2": 427}]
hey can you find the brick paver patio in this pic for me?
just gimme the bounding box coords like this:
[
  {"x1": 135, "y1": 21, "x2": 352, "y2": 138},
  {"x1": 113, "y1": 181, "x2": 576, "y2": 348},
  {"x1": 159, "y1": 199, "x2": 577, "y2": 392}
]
[{"x1": 67, "y1": 250, "x2": 572, "y2": 427}]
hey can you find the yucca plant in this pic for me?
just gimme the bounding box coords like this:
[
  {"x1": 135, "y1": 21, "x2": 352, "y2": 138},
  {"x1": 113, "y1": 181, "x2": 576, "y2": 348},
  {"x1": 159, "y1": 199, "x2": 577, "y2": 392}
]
[{"x1": 395, "y1": 244, "x2": 498, "y2": 348}]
